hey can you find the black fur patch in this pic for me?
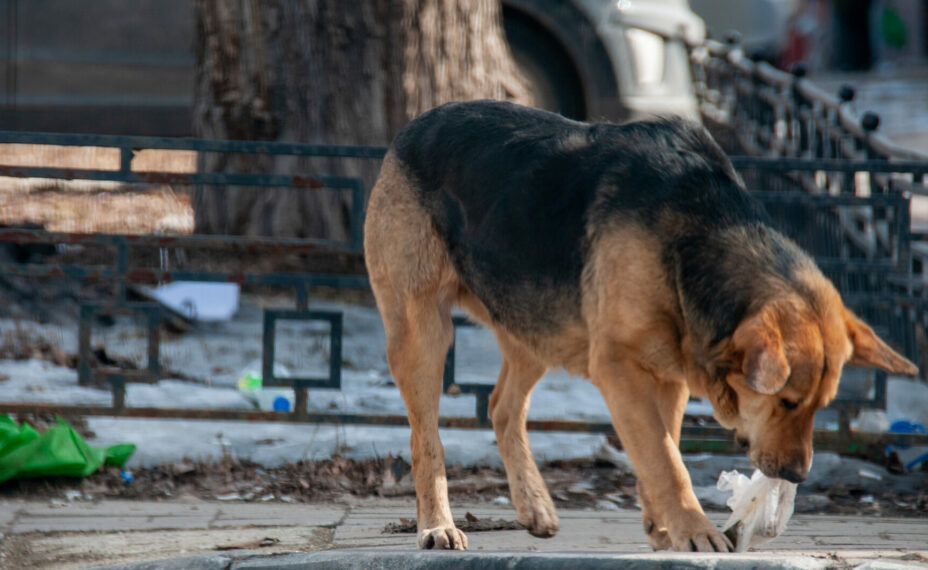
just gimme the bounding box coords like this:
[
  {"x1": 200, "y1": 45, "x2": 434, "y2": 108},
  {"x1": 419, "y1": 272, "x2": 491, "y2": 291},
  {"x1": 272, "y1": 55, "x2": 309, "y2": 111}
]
[{"x1": 391, "y1": 100, "x2": 801, "y2": 335}]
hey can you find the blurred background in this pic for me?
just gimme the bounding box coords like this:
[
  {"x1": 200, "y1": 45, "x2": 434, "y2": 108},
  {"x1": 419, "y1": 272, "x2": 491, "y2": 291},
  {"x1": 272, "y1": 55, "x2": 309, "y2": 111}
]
[{"x1": 1, "y1": 0, "x2": 925, "y2": 136}]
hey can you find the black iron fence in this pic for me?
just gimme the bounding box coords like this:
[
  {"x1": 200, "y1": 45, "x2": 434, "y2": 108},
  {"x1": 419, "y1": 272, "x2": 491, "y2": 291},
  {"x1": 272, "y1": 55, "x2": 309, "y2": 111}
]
[{"x1": 689, "y1": 39, "x2": 928, "y2": 163}]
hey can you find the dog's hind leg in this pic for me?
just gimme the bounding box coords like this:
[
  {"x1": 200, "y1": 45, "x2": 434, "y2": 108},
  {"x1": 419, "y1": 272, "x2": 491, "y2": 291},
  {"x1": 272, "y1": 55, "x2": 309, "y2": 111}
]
[
  {"x1": 384, "y1": 294, "x2": 464, "y2": 549},
  {"x1": 365, "y1": 153, "x2": 466, "y2": 550},
  {"x1": 487, "y1": 332, "x2": 558, "y2": 538}
]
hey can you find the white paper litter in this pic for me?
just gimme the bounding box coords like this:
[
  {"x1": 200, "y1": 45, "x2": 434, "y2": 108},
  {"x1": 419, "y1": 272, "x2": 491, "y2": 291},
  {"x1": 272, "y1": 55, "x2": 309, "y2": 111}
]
[
  {"x1": 717, "y1": 469, "x2": 798, "y2": 551},
  {"x1": 147, "y1": 281, "x2": 240, "y2": 321}
]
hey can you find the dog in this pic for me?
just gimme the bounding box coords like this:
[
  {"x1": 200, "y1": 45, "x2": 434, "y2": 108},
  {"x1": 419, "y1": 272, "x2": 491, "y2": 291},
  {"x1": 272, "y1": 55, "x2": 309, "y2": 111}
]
[{"x1": 363, "y1": 100, "x2": 917, "y2": 552}]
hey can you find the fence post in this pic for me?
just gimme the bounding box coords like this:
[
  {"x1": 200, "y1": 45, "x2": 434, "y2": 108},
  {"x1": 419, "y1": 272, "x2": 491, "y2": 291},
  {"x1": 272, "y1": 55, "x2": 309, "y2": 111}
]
[
  {"x1": 860, "y1": 112, "x2": 881, "y2": 159},
  {"x1": 861, "y1": 112, "x2": 882, "y2": 197},
  {"x1": 789, "y1": 62, "x2": 808, "y2": 158},
  {"x1": 835, "y1": 84, "x2": 855, "y2": 159}
]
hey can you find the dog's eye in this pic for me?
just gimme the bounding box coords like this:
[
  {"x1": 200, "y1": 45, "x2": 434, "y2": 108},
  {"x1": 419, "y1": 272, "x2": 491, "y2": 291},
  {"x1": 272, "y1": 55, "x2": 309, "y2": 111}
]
[{"x1": 780, "y1": 398, "x2": 800, "y2": 411}]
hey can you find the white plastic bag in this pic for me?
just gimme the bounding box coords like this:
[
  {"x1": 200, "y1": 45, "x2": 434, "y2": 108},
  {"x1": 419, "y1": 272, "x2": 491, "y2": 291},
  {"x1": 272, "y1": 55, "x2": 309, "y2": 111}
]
[{"x1": 716, "y1": 469, "x2": 797, "y2": 551}]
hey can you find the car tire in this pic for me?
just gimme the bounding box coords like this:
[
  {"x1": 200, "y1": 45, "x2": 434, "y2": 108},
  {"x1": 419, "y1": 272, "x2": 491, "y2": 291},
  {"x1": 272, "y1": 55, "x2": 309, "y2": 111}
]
[{"x1": 503, "y1": 9, "x2": 586, "y2": 120}]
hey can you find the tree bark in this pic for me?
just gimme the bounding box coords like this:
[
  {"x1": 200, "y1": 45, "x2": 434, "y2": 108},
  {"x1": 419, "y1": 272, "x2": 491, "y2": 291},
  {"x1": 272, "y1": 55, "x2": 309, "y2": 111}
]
[{"x1": 192, "y1": 0, "x2": 530, "y2": 238}]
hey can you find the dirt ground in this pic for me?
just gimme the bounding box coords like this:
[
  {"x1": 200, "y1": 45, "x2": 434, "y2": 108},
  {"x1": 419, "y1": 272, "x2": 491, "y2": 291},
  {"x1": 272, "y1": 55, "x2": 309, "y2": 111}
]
[{"x1": 1, "y1": 449, "x2": 926, "y2": 521}]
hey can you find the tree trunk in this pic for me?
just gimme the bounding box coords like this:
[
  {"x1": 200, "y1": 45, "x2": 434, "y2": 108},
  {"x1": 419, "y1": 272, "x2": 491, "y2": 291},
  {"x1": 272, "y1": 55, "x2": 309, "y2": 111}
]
[{"x1": 192, "y1": 0, "x2": 530, "y2": 239}]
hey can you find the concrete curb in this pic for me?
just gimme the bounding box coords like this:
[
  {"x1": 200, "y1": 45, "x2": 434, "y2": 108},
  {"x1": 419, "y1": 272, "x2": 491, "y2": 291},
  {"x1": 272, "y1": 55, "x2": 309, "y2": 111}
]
[{"x1": 93, "y1": 549, "x2": 834, "y2": 570}]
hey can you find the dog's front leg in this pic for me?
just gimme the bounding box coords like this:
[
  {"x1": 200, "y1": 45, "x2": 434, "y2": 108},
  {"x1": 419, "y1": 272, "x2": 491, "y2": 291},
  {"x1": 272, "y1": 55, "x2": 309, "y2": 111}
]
[
  {"x1": 638, "y1": 379, "x2": 691, "y2": 549},
  {"x1": 591, "y1": 353, "x2": 732, "y2": 552}
]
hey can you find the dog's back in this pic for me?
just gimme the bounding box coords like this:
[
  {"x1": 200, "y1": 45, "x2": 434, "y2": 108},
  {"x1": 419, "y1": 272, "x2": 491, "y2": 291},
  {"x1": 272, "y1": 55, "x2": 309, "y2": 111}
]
[{"x1": 390, "y1": 100, "x2": 772, "y2": 336}]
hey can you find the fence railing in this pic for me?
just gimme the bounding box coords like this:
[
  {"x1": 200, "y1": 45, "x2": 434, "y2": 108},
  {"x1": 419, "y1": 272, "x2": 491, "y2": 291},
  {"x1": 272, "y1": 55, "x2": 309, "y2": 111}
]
[{"x1": 689, "y1": 38, "x2": 928, "y2": 163}]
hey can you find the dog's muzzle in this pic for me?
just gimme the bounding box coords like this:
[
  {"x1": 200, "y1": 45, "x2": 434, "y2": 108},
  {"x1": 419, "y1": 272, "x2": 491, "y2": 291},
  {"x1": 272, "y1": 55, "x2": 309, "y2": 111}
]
[{"x1": 776, "y1": 464, "x2": 807, "y2": 484}]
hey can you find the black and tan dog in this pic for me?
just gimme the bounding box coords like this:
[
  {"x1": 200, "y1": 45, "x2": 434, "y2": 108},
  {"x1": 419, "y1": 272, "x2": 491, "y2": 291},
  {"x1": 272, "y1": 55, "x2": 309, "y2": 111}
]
[{"x1": 363, "y1": 100, "x2": 916, "y2": 552}]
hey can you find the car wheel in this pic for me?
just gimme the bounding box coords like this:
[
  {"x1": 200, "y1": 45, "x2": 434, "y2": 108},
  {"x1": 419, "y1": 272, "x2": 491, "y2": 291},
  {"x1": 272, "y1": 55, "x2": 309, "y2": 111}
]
[{"x1": 503, "y1": 9, "x2": 586, "y2": 120}]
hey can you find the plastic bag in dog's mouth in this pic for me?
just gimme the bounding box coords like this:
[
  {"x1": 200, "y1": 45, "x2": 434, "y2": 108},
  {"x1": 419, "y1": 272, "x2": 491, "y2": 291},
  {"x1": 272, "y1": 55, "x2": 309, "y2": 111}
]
[{"x1": 716, "y1": 469, "x2": 797, "y2": 551}]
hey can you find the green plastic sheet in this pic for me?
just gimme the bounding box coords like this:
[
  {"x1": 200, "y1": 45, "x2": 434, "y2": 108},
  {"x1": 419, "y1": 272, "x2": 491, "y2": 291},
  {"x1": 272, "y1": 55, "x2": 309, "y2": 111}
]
[{"x1": 0, "y1": 415, "x2": 135, "y2": 484}]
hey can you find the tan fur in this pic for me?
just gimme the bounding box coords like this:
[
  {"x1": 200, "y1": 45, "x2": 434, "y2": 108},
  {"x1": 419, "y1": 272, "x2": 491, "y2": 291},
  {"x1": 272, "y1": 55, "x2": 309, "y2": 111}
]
[{"x1": 364, "y1": 152, "x2": 917, "y2": 553}]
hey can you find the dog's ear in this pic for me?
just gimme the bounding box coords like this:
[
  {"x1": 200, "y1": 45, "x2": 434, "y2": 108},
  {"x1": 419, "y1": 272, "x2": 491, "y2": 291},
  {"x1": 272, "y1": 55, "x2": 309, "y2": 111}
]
[
  {"x1": 844, "y1": 308, "x2": 918, "y2": 375},
  {"x1": 731, "y1": 306, "x2": 791, "y2": 394}
]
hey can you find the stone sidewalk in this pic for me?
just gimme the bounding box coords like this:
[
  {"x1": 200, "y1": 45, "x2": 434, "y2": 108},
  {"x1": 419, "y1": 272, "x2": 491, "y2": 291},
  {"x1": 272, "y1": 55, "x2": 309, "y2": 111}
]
[{"x1": 0, "y1": 498, "x2": 926, "y2": 569}]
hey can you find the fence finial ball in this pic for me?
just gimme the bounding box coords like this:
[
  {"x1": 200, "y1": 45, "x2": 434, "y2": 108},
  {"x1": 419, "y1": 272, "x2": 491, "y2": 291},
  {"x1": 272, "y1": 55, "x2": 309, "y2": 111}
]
[
  {"x1": 861, "y1": 112, "x2": 880, "y2": 132},
  {"x1": 838, "y1": 84, "x2": 855, "y2": 103},
  {"x1": 724, "y1": 30, "x2": 742, "y2": 45},
  {"x1": 789, "y1": 62, "x2": 807, "y2": 78}
]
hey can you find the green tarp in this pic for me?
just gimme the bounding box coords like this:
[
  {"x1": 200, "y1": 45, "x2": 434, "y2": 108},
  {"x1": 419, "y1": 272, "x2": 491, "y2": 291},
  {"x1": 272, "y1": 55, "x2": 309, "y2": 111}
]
[{"x1": 0, "y1": 414, "x2": 134, "y2": 483}]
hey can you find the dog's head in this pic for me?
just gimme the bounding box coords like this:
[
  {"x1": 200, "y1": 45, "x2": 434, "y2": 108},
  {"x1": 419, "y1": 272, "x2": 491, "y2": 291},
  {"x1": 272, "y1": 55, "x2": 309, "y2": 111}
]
[{"x1": 709, "y1": 285, "x2": 917, "y2": 483}]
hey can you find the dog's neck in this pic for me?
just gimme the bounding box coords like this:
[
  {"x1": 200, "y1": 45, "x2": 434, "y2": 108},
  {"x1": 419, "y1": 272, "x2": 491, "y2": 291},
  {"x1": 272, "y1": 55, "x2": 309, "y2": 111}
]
[{"x1": 671, "y1": 223, "x2": 820, "y2": 377}]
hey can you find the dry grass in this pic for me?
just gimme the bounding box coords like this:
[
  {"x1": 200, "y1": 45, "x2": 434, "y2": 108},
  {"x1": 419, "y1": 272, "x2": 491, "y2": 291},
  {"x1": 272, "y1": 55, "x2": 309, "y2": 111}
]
[{"x1": 0, "y1": 144, "x2": 196, "y2": 234}]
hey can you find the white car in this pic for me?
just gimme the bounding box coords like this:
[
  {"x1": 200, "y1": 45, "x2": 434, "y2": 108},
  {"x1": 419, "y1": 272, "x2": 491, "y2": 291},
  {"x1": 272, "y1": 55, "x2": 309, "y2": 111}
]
[{"x1": 502, "y1": 0, "x2": 706, "y2": 121}]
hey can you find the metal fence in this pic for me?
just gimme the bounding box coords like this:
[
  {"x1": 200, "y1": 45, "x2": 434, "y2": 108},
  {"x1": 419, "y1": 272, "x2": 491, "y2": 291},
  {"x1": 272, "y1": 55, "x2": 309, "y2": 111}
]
[
  {"x1": 687, "y1": 38, "x2": 928, "y2": 450},
  {"x1": 2, "y1": 99, "x2": 928, "y2": 455},
  {"x1": 689, "y1": 38, "x2": 928, "y2": 163}
]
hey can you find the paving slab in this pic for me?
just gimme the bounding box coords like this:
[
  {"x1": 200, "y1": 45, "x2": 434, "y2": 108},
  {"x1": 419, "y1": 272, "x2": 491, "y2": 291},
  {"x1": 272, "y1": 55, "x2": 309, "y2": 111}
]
[
  {"x1": 9, "y1": 525, "x2": 333, "y2": 569},
  {"x1": 0, "y1": 501, "x2": 20, "y2": 529},
  {"x1": 2, "y1": 500, "x2": 926, "y2": 569},
  {"x1": 1, "y1": 500, "x2": 347, "y2": 534},
  {"x1": 211, "y1": 504, "x2": 345, "y2": 529},
  {"x1": 335, "y1": 506, "x2": 719, "y2": 552},
  {"x1": 10, "y1": 501, "x2": 220, "y2": 534},
  {"x1": 15, "y1": 501, "x2": 219, "y2": 518},
  {"x1": 13, "y1": 515, "x2": 219, "y2": 533}
]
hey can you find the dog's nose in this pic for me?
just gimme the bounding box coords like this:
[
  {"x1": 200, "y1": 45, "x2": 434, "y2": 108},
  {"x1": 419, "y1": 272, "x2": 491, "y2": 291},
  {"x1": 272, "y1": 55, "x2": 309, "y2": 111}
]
[{"x1": 776, "y1": 465, "x2": 807, "y2": 484}]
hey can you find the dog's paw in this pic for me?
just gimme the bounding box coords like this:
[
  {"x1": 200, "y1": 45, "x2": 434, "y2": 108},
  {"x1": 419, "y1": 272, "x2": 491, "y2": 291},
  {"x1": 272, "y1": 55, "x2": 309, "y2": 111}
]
[
  {"x1": 668, "y1": 517, "x2": 733, "y2": 553},
  {"x1": 517, "y1": 499, "x2": 560, "y2": 538},
  {"x1": 418, "y1": 526, "x2": 468, "y2": 550},
  {"x1": 643, "y1": 518, "x2": 672, "y2": 551}
]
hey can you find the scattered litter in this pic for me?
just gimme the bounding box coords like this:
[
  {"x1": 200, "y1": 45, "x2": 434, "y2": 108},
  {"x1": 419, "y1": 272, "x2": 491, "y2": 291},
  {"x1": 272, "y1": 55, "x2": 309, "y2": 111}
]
[
  {"x1": 492, "y1": 496, "x2": 511, "y2": 506},
  {"x1": 595, "y1": 499, "x2": 621, "y2": 511},
  {"x1": 120, "y1": 470, "x2": 133, "y2": 483},
  {"x1": 603, "y1": 492, "x2": 625, "y2": 505},
  {"x1": 594, "y1": 441, "x2": 633, "y2": 472},
  {"x1": 858, "y1": 468, "x2": 883, "y2": 481},
  {"x1": 852, "y1": 409, "x2": 890, "y2": 432},
  {"x1": 0, "y1": 414, "x2": 134, "y2": 484},
  {"x1": 717, "y1": 469, "x2": 797, "y2": 552},
  {"x1": 237, "y1": 362, "x2": 294, "y2": 412},
  {"x1": 215, "y1": 492, "x2": 242, "y2": 501},
  {"x1": 383, "y1": 513, "x2": 523, "y2": 534},
  {"x1": 887, "y1": 420, "x2": 928, "y2": 472},
  {"x1": 214, "y1": 536, "x2": 279, "y2": 551},
  {"x1": 62, "y1": 490, "x2": 94, "y2": 502},
  {"x1": 567, "y1": 481, "x2": 596, "y2": 495},
  {"x1": 860, "y1": 495, "x2": 875, "y2": 504},
  {"x1": 171, "y1": 460, "x2": 196, "y2": 476},
  {"x1": 447, "y1": 474, "x2": 508, "y2": 494},
  {"x1": 146, "y1": 281, "x2": 240, "y2": 322}
]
